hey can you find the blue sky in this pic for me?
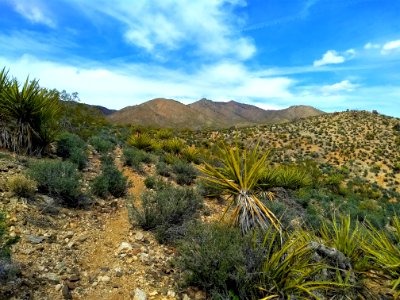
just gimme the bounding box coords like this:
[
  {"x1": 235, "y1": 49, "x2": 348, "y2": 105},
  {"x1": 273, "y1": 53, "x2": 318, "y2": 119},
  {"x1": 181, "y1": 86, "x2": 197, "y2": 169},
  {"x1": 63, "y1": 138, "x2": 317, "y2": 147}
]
[{"x1": 0, "y1": 0, "x2": 399, "y2": 116}]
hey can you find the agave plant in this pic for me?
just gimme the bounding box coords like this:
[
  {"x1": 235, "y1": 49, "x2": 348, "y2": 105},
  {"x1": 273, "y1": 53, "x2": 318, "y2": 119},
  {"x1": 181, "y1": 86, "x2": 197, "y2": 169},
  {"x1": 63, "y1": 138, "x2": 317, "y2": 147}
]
[
  {"x1": 198, "y1": 142, "x2": 280, "y2": 233},
  {"x1": 363, "y1": 216, "x2": 400, "y2": 297},
  {"x1": 0, "y1": 75, "x2": 61, "y2": 154},
  {"x1": 259, "y1": 228, "x2": 345, "y2": 299}
]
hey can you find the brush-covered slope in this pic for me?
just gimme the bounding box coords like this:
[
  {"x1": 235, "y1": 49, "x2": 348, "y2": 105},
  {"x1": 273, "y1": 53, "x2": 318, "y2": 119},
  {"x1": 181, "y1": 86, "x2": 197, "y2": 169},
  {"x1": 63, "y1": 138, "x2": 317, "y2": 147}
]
[
  {"x1": 192, "y1": 110, "x2": 400, "y2": 194},
  {"x1": 108, "y1": 98, "x2": 324, "y2": 129}
]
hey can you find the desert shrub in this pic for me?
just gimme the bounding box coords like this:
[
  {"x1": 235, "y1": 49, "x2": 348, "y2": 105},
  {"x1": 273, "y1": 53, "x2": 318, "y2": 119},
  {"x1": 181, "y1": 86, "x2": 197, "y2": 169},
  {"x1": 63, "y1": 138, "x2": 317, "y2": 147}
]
[
  {"x1": 156, "y1": 161, "x2": 171, "y2": 177},
  {"x1": 89, "y1": 135, "x2": 115, "y2": 153},
  {"x1": 123, "y1": 147, "x2": 152, "y2": 171},
  {"x1": 91, "y1": 161, "x2": 128, "y2": 199},
  {"x1": 0, "y1": 212, "x2": 19, "y2": 281},
  {"x1": 28, "y1": 159, "x2": 82, "y2": 206},
  {"x1": 144, "y1": 176, "x2": 166, "y2": 190},
  {"x1": 7, "y1": 174, "x2": 37, "y2": 198},
  {"x1": 56, "y1": 132, "x2": 88, "y2": 170},
  {"x1": 172, "y1": 161, "x2": 198, "y2": 185},
  {"x1": 90, "y1": 175, "x2": 109, "y2": 199},
  {"x1": 132, "y1": 185, "x2": 203, "y2": 244},
  {"x1": 175, "y1": 222, "x2": 261, "y2": 299}
]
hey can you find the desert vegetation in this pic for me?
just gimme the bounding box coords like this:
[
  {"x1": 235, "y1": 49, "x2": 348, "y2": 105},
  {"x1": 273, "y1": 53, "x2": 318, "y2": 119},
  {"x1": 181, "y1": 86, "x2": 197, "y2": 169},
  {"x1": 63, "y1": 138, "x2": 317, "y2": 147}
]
[{"x1": 1, "y1": 68, "x2": 400, "y2": 299}]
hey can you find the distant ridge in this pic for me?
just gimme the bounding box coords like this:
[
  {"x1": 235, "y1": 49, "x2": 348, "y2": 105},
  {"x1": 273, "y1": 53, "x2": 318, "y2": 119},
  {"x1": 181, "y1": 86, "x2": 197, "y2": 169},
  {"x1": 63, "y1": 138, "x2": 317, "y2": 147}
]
[{"x1": 107, "y1": 98, "x2": 324, "y2": 129}]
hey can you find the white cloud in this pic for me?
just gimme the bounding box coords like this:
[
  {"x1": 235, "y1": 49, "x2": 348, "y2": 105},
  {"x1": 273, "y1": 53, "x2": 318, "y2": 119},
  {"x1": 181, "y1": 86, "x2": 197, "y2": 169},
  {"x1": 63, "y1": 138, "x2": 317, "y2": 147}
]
[
  {"x1": 0, "y1": 55, "x2": 293, "y2": 109},
  {"x1": 364, "y1": 42, "x2": 380, "y2": 49},
  {"x1": 313, "y1": 50, "x2": 345, "y2": 67},
  {"x1": 381, "y1": 40, "x2": 400, "y2": 54},
  {"x1": 9, "y1": 0, "x2": 55, "y2": 28},
  {"x1": 71, "y1": 0, "x2": 255, "y2": 60},
  {"x1": 320, "y1": 80, "x2": 358, "y2": 94}
]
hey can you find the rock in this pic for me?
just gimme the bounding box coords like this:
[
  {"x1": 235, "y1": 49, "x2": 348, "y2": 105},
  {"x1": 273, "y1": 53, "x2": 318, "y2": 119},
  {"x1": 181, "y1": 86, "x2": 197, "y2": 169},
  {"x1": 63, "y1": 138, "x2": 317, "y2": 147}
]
[
  {"x1": 183, "y1": 294, "x2": 191, "y2": 300},
  {"x1": 68, "y1": 274, "x2": 80, "y2": 282},
  {"x1": 43, "y1": 272, "x2": 60, "y2": 284},
  {"x1": 139, "y1": 253, "x2": 149, "y2": 262},
  {"x1": 98, "y1": 275, "x2": 111, "y2": 282},
  {"x1": 62, "y1": 283, "x2": 72, "y2": 300},
  {"x1": 114, "y1": 267, "x2": 123, "y2": 277},
  {"x1": 133, "y1": 288, "x2": 147, "y2": 300},
  {"x1": 65, "y1": 231, "x2": 74, "y2": 239},
  {"x1": 117, "y1": 242, "x2": 133, "y2": 252},
  {"x1": 55, "y1": 284, "x2": 63, "y2": 291},
  {"x1": 134, "y1": 232, "x2": 144, "y2": 241},
  {"x1": 167, "y1": 290, "x2": 176, "y2": 297},
  {"x1": 27, "y1": 235, "x2": 45, "y2": 244}
]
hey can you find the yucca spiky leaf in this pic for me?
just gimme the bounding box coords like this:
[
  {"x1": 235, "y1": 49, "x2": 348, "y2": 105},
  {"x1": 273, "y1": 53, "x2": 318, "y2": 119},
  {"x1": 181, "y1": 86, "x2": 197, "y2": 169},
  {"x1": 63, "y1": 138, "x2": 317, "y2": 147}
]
[{"x1": 198, "y1": 141, "x2": 280, "y2": 233}]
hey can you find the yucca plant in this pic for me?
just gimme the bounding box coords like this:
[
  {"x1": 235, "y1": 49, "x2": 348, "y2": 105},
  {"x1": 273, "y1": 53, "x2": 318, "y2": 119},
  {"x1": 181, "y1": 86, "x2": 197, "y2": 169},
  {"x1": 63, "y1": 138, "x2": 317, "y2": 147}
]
[
  {"x1": 162, "y1": 137, "x2": 185, "y2": 154},
  {"x1": 259, "y1": 228, "x2": 343, "y2": 299},
  {"x1": 318, "y1": 215, "x2": 375, "y2": 299},
  {"x1": 198, "y1": 142, "x2": 280, "y2": 233},
  {"x1": 319, "y1": 215, "x2": 365, "y2": 264},
  {"x1": 0, "y1": 75, "x2": 60, "y2": 154},
  {"x1": 128, "y1": 133, "x2": 159, "y2": 152},
  {"x1": 363, "y1": 216, "x2": 400, "y2": 297}
]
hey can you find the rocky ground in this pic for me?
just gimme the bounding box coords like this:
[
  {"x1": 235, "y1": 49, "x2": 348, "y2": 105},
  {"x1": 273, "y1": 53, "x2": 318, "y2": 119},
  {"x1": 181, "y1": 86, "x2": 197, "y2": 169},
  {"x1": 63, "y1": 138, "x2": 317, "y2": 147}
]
[{"x1": 0, "y1": 150, "x2": 210, "y2": 300}]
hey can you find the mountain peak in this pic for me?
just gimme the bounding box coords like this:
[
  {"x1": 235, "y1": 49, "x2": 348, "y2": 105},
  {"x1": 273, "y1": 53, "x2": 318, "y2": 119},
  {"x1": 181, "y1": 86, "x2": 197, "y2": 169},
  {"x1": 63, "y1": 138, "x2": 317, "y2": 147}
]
[{"x1": 108, "y1": 98, "x2": 324, "y2": 129}]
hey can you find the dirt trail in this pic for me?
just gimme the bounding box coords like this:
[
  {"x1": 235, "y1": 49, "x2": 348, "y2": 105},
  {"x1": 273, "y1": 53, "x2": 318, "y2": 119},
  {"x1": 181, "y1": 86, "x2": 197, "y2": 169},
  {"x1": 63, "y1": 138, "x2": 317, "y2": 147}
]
[{"x1": 73, "y1": 148, "x2": 176, "y2": 300}]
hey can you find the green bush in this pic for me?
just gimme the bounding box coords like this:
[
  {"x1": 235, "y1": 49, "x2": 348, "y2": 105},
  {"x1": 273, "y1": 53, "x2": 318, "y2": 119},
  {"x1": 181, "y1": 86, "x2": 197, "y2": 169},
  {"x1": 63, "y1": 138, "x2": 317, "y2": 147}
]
[
  {"x1": 123, "y1": 147, "x2": 153, "y2": 172},
  {"x1": 156, "y1": 161, "x2": 171, "y2": 177},
  {"x1": 172, "y1": 161, "x2": 198, "y2": 185},
  {"x1": 56, "y1": 132, "x2": 88, "y2": 170},
  {"x1": 7, "y1": 174, "x2": 37, "y2": 198},
  {"x1": 89, "y1": 135, "x2": 114, "y2": 153},
  {"x1": 91, "y1": 157, "x2": 128, "y2": 199},
  {"x1": 144, "y1": 176, "x2": 166, "y2": 190},
  {"x1": 175, "y1": 222, "x2": 261, "y2": 299},
  {"x1": 132, "y1": 185, "x2": 203, "y2": 244},
  {"x1": 28, "y1": 159, "x2": 82, "y2": 206}
]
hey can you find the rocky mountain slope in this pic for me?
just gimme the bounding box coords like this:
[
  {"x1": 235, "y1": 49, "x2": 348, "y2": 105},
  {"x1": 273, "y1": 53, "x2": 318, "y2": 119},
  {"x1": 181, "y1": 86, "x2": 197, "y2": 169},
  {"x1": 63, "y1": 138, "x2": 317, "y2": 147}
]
[{"x1": 107, "y1": 98, "x2": 324, "y2": 129}]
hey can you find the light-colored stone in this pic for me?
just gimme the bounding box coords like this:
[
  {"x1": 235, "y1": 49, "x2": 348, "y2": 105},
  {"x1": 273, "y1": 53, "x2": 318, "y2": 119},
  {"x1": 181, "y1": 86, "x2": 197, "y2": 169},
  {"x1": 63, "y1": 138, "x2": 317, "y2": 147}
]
[
  {"x1": 134, "y1": 232, "x2": 144, "y2": 241},
  {"x1": 133, "y1": 288, "x2": 147, "y2": 300},
  {"x1": 117, "y1": 242, "x2": 133, "y2": 252}
]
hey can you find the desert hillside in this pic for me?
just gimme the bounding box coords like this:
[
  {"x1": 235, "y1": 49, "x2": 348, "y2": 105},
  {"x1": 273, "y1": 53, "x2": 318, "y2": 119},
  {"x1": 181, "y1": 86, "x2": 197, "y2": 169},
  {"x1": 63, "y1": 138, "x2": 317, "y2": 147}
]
[{"x1": 187, "y1": 110, "x2": 400, "y2": 194}]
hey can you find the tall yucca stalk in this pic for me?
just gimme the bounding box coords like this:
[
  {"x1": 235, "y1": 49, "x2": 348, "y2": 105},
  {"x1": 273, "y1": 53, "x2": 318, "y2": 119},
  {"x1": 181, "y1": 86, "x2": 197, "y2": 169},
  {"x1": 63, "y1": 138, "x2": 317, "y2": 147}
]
[
  {"x1": 198, "y1": 142, "x2": 280, "y2": 233},
  {"x1": 0, "y1": 76, "x2": 60, "y2": 154}
]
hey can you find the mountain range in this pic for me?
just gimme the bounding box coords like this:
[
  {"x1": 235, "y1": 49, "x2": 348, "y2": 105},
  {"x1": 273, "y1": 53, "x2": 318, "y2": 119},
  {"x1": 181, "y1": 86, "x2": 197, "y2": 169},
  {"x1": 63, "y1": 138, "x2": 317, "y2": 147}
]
[{"x1": 107, "y1": 98, "x2": 324, "y2": 129}]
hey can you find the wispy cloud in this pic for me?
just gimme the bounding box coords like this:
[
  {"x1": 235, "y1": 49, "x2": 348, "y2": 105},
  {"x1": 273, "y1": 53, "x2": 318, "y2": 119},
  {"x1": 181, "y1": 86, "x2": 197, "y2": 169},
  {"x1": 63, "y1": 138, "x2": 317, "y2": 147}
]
[
  {"x1": 364, "y1": 42, "x2": 380, "y2": 49},
  {"x1": 71, "y1": 0, "x2": 255, "y2": 60},
  {"x1": 381, "y1": 39, "x2": 400, "y2": 55},
  {"x1": 0, "y1": 55, "x2": 293, "y2": 109},
  {"x1": 320, "y1": 80, "x2": 358, "y2": 94},
  {"x1": 9, "y1": 0, "x2": 56, "y2": 28},
  {"x1": 313, "y1": 50, "x2": 345, "y2": 67}
]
